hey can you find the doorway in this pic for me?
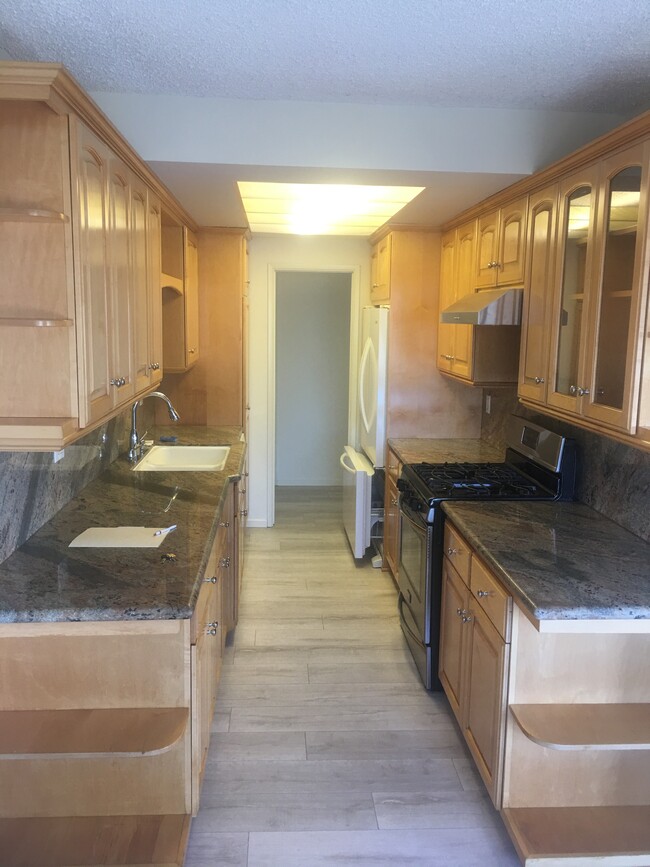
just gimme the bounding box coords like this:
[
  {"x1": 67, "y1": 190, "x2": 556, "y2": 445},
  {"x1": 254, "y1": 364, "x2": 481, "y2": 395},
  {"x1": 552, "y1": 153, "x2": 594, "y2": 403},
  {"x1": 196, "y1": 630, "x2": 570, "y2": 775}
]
[{"x1": 275, "y1": 271, "x2": 352, "y2": 489}]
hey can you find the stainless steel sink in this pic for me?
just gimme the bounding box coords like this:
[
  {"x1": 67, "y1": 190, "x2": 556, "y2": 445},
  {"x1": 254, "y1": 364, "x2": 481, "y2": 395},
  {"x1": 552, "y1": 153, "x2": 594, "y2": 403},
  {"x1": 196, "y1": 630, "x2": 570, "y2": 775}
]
[{"x1": 132, "y1": 445, "x2": 230, "y2": 472}]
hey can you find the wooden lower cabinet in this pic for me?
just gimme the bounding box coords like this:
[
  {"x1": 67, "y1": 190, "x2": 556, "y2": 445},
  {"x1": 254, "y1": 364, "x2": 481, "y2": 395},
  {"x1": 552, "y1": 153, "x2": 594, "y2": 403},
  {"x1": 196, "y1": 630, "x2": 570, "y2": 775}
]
[
  {"x1": 439, "y1": 540, "x2": 511, "y2": 806},
  {"x1": 440, "y1": 520, "x2": 650, "y2": 865},
  {"x1": 0, "y1": 481, "x2": 240, "y2": 865},
  {"x1": 383, "y1": 446, "x2": 402, "y2": 579}
]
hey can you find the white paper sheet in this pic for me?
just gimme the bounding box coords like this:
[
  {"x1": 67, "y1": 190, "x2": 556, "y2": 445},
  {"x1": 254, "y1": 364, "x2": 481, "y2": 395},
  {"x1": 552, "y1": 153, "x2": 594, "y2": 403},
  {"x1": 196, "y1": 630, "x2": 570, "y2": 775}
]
[{"x1": 68, "y1": 527, "x2": 168, "y2": 548}]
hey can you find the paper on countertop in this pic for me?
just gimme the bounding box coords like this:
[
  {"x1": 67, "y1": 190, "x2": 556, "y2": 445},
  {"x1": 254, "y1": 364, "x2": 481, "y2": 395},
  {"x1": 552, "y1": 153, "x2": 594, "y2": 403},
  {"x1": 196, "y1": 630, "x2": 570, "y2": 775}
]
[{"x1": 69, "y1": 527, "x2": 168, "y2": 548}]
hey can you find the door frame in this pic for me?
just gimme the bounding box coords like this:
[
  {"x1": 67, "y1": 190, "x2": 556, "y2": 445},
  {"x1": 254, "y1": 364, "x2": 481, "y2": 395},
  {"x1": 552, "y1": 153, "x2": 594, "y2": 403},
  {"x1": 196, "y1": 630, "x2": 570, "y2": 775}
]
[{"x1": 267, "y1": 265, "x2": 361, "y2": 526}]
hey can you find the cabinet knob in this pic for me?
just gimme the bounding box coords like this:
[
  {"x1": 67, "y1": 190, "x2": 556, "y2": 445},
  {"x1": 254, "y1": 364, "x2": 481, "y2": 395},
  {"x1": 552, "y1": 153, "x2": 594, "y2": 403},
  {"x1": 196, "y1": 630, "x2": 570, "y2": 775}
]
[
  {"x1": 240, "y1": 509, "x2": 248, "y2": 517},
  {"x1": 447, "y1": 547, "x2": 459, "y2": 556},
  {"x1": 188, "y1": 348, "x2": 196, "y2": 354},
  {"x1": 461, "y1": 614, "x2": 473, "y2": 623},
  {"x1": 204, "y1": 575, "x2": 217, "y2": 584},
  {"x1": 206, "y1": 623, "x2": 218, "y2": 636},
  {"x1": 477, "y1": 589, "x2": 492, "y2": 598},
  {"x1": 220, "y1": 556, "x2": 231, "y2": 568},
  {"x1": 219, "y1": 521, "x2": 230, "y2": 528},
  {"x1": 577, "y1": 386, "x2": 590, "y2": 396}
]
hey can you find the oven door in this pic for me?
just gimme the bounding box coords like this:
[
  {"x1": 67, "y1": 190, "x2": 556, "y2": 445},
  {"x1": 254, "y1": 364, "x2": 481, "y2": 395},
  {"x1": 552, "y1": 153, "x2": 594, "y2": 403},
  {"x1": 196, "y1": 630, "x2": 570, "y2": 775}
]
[{"x1": 397, "y1": 498, "x2": 433, "y2": 645}]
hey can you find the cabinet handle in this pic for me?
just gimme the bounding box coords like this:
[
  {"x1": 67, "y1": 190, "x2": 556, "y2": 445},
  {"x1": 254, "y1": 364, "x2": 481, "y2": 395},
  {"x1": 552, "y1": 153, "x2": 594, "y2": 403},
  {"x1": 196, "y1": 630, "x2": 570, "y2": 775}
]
[
  {"x1": 391, "y1": 497, "x2": 398, "y2": 506},
  {"x1": 240, "y1": 509, "x2": 248, "y2": 517},
  {"x1": 462, "y1": 614, "x2": 473, "y2": 623},
  {"x1": 447, "y1": 547, "x2": 459, "y2": 556},
  {"x1": 206, "y1": 622, "x2": 218, "y2": 636},
  {"x1": 110, "y1": 377, "x2": 126, "y2": 388},
  {"x1": 525, "y1": 375, "x2": 545, "y2": 384},
  {"x1": 456, "y1": 607, "x2": 464, "y2": 616},
  {"x1": 219, "y1": 521, "x2": 230, "y2": 528},
  {"x1": 188, "y1": 348, "x2": 196, "y2": 354},
  {"x1": 204, "y1": 575, "x2": 217, "y2": 584},
  {"x1": 577, "y1": 386, "x2": 590, "y2": 396},
  {"x1": 477, "y1": 589, "x2": 492, "y2": 598},
  {"x1": 220, "y1": 556, "x2": 231, "y2": 568},
  {"x1": 148, "y1": 362, "x2": 160, "y2": 371},
  {"x1": 440, "y1": 354, "x2": 455, "y2": 361}
]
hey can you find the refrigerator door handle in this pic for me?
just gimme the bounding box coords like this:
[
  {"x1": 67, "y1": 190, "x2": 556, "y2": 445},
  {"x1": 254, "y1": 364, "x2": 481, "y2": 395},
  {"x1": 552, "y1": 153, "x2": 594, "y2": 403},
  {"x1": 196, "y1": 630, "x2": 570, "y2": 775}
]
[
  {"x1": 340, "y1": 451, "x2": 356, "y2": 474},
  {"x1": 358, "y1": 336, "x2": 377, "y2": 435}
]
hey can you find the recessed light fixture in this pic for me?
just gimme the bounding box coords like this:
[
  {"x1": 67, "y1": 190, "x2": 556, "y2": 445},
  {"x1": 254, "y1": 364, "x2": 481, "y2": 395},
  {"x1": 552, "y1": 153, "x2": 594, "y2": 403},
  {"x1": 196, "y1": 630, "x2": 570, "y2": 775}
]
[{"x1": 237, "y1": 182, "x2": 425, "y2": 236}]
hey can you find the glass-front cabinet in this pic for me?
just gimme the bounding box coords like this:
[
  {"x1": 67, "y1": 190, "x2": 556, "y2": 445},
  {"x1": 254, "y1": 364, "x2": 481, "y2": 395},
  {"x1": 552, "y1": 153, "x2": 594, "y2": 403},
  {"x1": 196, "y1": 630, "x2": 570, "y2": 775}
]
[{"x1": 547, "y1": 143, "x2": 650, "y2": 434}]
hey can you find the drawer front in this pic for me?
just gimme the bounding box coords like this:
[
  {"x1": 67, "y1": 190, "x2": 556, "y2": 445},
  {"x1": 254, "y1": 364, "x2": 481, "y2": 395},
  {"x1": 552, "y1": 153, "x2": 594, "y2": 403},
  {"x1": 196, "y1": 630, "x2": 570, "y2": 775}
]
[
  {"x1": 444, "y1": 522, "x2": 471, "y2": 586},
  {"x1": 470, "y1": 555, "x2": 512, "y2": 641}
]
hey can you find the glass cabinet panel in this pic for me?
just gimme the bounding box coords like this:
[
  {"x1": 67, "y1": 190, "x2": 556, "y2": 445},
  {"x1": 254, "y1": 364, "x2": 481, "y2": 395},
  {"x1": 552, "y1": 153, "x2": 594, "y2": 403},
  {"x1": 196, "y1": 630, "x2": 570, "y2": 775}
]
[
  {"x1": 592, "y1": 166, "x2": 641, "y2": 411},
  {"x1": 554, "y1": 185, "x2": 592, "y2": 396}
]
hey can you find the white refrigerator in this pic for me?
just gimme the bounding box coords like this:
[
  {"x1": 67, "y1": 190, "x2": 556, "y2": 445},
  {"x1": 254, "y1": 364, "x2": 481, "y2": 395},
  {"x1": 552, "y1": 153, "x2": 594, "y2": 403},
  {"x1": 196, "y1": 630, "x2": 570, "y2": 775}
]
[{"x1": 340, "y1": 306, "x2": 389, "y2": 559}]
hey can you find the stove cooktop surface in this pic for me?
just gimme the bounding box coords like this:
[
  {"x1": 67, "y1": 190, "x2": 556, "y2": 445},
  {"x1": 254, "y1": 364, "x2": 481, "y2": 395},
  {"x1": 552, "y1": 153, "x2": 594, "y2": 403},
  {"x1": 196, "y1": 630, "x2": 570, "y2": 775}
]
[{"x1": 405, "y1": 460, "x2": 555, "y2": 502}]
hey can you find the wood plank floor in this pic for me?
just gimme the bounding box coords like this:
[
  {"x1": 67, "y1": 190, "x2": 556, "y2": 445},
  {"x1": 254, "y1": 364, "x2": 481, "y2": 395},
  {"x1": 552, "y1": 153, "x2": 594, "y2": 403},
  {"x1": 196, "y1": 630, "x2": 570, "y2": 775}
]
[{"x1": 185, "y1": 486, "x2": 520, "y2": 867}]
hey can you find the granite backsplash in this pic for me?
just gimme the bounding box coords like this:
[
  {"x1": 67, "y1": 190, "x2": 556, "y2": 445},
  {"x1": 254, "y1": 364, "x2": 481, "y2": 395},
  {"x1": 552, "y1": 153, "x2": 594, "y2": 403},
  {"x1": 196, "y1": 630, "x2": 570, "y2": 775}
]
[
  {"x1": 0, "y1": 404, "x2": 155, "y2": 564},
  {"x1": 482, "y1": 387, "x2": 650, "y2": 542}
]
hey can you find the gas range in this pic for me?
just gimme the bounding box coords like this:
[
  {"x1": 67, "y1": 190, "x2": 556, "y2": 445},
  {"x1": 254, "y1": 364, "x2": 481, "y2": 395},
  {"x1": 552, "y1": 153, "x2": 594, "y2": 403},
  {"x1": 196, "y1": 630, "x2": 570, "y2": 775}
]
[{"x1": 394, "y1": 417, "x2": 576, "y2": 691}]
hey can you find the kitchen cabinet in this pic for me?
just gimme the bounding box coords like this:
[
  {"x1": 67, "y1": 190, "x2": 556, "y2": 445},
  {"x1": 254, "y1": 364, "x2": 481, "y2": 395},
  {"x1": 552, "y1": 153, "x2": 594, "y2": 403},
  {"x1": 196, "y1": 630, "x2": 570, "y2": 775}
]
[
  {"x1": 162, "y1": 221, "x2": 200, "y2": 373},
  {"x1": 383, "y1": 445, "x2": 402, "y2": 580},
  {"x1": 438, "y1": 219, "x2": 520, "y2": 386},
  {"x1": 370, "y1": 233, "x2": 392, "y2": 303},
  {"x1": 0, "y1": 473, "x2": 241, "y2": 865},
  {"x1": 0, "y1": 63, "x2": 197, "y2": 451},
  {"x1": 475, "y1": 197, "x2": 528, "y2": 288},
  {"x1": 545, "y1": 143, "x2": 650, "y2": 435},
  {"x1": 439, "y1": 522, "x2": 512, "y2": 806},
  {"x1": 438, "y1": 222, "x2": 474, "y2": 380},
  {"x1": 517, "y1": 184, "x2": 558, "y2": 406}
]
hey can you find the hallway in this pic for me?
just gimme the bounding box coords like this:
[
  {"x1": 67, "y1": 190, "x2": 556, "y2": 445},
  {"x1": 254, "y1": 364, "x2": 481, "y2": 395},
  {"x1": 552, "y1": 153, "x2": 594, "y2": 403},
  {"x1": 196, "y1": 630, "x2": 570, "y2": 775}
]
[{"x1": 185, "y1": 487, "x2": 520, "y2": 866}]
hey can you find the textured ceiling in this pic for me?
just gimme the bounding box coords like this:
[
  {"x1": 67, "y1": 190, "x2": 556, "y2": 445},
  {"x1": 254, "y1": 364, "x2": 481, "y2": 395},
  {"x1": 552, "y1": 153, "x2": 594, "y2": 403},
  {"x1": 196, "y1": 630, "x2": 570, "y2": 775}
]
[{"x1": 2, "y1": 0, "x2": 650, "y2": 113}]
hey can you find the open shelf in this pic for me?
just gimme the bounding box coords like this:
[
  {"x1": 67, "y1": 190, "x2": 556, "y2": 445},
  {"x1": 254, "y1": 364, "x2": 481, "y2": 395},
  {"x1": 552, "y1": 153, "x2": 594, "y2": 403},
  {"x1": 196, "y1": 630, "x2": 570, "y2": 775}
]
[
  {"x1": 0, "y1": 814, "x2": 190, "y2": 867},
  {"x1": 0, "y1": 208, "x2": 69, "y2": 223},
  {"x1": 502, "y1": 806, "x2": 650, "y2": 866},
  {"x1": 0, "y1": 318, "x2": 73, "y2": 327},
  {"x1": 0, "y1": 707, "x2": 189, "y2": 758},
  {"x1": 161, "y1": 272, "x2": 184, "y2": 295},
  {"x1": 510, "y1": 703, "x2": 650, "y2": 750}
]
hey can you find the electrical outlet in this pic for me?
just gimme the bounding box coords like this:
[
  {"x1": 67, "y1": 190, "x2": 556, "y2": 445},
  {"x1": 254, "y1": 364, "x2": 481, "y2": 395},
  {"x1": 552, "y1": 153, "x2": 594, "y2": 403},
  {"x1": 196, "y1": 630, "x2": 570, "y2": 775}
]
[
  {"x1": 485, "y1": 394, "x2": 492, "y2": 414},
  {"x1": 53, "y1": 449, "x2": 65, "y2": 463}
]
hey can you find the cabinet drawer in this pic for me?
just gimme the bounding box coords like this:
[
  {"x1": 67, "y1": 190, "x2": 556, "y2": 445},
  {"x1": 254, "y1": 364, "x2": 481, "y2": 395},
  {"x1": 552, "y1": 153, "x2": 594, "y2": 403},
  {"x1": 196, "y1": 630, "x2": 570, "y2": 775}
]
[
  {"x1": 470, "y1": 555, "x2": 512, "y2": 641},
  {"x1": 444, "y1": 522, "x2": 471, "y2": 585}
]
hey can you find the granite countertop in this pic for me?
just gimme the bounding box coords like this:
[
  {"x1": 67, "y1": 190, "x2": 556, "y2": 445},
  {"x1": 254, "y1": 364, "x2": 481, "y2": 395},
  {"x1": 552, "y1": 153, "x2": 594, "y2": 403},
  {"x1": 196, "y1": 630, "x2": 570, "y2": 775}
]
[
  {"x1": 0, "y1": 426, "x2": 245, "y2": 624},
  {"x1": 443, "y1": 500, "x2": 650, "y2": 623},
  {"x1": 388, "y1": 437, "x2": 502, "y2": 465}
]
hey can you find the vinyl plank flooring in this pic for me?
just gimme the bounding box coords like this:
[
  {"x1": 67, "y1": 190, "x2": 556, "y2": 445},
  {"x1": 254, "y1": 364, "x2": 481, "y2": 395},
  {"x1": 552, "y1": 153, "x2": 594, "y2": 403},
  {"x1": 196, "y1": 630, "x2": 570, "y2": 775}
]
[
  {"x1": 187, "y1": 488, "x2": 520, "y2": 867},
  {"x1": 246, "y1": 828, "x2": 521, "y2": 867}
]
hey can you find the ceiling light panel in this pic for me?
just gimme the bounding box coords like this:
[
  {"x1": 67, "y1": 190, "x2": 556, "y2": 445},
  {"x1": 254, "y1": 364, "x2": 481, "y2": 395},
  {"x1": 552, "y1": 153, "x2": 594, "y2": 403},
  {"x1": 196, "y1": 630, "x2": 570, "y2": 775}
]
[{"x1": 237, "y1": 182, "x2": 424, "y2": 235}]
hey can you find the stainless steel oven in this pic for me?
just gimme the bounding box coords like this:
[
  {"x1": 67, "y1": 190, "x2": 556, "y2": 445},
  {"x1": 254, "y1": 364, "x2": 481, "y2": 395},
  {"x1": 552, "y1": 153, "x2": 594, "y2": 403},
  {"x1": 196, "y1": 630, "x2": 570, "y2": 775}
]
[{"x1": 396, "y1": 416, "x2": 576, "y2": 691}]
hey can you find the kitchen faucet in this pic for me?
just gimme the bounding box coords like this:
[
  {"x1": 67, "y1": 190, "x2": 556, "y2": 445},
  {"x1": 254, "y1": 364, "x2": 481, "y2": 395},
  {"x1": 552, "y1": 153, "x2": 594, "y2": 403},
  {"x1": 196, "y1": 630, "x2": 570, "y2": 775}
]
[{"x1": 129, "y1": 392, "x2": 180, "y2": 462}]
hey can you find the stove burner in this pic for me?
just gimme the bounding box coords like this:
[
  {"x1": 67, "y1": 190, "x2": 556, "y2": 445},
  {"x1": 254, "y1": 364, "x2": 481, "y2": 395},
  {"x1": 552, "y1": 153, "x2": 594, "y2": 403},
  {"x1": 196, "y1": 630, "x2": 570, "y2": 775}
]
[{"x1": 408, "y1": 460, "x2": 546, "y2": 502}]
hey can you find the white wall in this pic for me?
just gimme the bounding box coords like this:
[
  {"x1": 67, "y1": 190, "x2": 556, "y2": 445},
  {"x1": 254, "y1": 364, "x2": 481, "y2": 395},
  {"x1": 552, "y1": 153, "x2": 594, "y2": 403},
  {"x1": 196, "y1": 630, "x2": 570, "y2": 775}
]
[
  {"x1": 276, "y1": 272, "x2": 351, "y2": 486},
  {"x1": 93, "y1": 91, "x2": 626, "y2": 177},
  {"x1": 248, "y1": 235, "x2": 371, "y2": 526}
]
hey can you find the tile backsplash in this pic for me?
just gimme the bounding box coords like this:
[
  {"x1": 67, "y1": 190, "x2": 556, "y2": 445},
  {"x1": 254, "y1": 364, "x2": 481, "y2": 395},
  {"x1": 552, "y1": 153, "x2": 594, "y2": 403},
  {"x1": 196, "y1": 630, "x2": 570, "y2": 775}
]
[
  {"x1": 482, "y1": 388, "x2": 650, "y2": 542},
  {"x1": 0, "y1": 405, "x2": 154, "y2": 564}
]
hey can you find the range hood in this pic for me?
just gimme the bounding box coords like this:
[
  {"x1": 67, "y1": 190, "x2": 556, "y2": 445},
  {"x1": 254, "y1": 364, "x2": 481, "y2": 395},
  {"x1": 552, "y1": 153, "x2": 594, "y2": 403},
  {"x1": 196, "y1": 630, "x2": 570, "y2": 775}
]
[{"x1": 440, "y1": 287, "x2": 523, "y2": 326}]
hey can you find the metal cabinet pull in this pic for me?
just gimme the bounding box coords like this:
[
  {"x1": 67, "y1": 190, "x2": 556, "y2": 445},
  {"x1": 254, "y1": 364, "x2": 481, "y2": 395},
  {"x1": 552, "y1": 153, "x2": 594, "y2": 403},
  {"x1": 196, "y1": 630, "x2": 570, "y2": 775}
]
[
  {"x1": 220, "y1": 556, "x2": 231, "y2": 568},
  {"x1": 447, "y1": 547, "x2": 459, "y2": 556},
  {"x1": 204, "y1": 575, "x2": 217, "y2": 584},
  {"x1": 476, "y1": 589, "x2": 491, "y2": 598},
  {"x1": 219, "y1": 521, "x2": 230, "y2": 528}
]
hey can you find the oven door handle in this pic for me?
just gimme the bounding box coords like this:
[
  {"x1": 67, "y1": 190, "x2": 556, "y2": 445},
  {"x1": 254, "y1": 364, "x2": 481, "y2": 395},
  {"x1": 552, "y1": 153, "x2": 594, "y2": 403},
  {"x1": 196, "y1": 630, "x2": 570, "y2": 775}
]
[
  {"x1": 398, "y1": 593, "x2": 426, "y2": 649},
  {"x1": 399, "y1": 505, "x2": 427, "y2": 534}
]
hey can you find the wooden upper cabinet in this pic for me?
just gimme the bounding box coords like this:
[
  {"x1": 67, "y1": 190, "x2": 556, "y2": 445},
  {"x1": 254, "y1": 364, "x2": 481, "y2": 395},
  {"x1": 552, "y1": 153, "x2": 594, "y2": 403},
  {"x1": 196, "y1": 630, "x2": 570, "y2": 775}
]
[
  {"x1": 147, "y1": 192, "x2": 163, "y2": 387},
  {"x1": 438, "y1": 229, "x2": 457, "y2": 374},
  {"x1": 476, "y1": 197, "x2": 528, "y2": 288},
  {"x1": 518, "y1": 185, "x2": 558, "y2": 406},
  {"x1": 162, "y1": 222, "x2": 200, "y2": 373},
  {"x1": 370, "y1": 234, "x2": 392, "y2": 304},
  {"x1": 437, "y1": 222, "x2": 475, "y2": 380}
]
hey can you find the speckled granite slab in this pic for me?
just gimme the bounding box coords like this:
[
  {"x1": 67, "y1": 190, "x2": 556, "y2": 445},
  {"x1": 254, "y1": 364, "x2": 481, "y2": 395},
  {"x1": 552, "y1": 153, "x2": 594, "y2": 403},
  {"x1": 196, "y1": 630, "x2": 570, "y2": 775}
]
[
  {"x1": 388, "y1": 438, "x2": 502, "y2": 466},
  {"x1": 0, "y1": 426, "x2": 245, "y2": 623},
  {"x1": 443, "y1": 501, "x2": 650, "y2": 622}
]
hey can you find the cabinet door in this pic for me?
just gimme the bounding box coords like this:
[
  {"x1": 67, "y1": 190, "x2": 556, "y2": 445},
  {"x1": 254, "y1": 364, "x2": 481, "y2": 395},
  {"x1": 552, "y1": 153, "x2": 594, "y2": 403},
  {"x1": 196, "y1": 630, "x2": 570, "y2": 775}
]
[
  {"x1": 463, "y1": 603, "x2": 509, "y2": 806},
  {"x1": 370, "y1": 234, "x2": 391, "y2": 304},
  {"x1": 130, "y1": 178, "x2": 151, "y2": 393},
  {"x1": 451, "y1": 221, "x2": 475, "y2": 378},
  {"x1": 497, "y1": 197, "x2": 527, "y2": 285},
  {"x1": 583, "y1": 143, "x2": 650, "y2": 433},
  {"x1": 476, "y1": 209, "x2": 499, "y2": 288},
  {"x1": 384, "y1": 471, "x2": 400, "y2": 579},
  {"x1": 106, "y1": 157, "x2": 134, "y2": 404},
  {"x1": 184, "y1": 228, "x2": 200, "y2": 367},
  {"x1": 547, "y1": 166, "x2": 599, "y2": 416},
  {"x1": 438, "y1": 229, "x2": 456, "y2": 373},
  {"x1": 439, "y1": 557, "x2": 469, "y2": 724},
  {"x1": 518, "y1": 185, "x2": 557, "y2": 405},
  {"x1": 147, "y1": 194, "x2": 163, "y2": 384},
  {"x1": 75, "y1": 124, "x2": 113, "y2": 426}
]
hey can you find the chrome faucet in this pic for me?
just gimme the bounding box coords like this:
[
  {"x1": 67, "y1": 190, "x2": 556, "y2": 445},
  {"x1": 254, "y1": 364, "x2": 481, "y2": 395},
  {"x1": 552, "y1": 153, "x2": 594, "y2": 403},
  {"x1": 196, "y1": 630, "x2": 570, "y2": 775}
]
[{"x1": 129, "y1": 392, "x2": 180, "y2": 462}]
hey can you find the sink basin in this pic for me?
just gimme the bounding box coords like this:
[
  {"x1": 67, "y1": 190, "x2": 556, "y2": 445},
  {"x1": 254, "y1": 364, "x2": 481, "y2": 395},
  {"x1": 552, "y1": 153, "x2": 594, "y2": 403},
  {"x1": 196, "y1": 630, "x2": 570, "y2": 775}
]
[{"x1": 133, "y1": 445, "x2": 230, "y2": 472}]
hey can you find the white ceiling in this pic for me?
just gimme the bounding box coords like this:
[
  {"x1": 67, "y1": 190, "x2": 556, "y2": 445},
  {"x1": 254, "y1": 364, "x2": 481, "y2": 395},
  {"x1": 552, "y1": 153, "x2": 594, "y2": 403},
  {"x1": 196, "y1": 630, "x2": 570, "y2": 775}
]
[{"x1": 2, "y1": 0, "x2": 649, "y2": 232}]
